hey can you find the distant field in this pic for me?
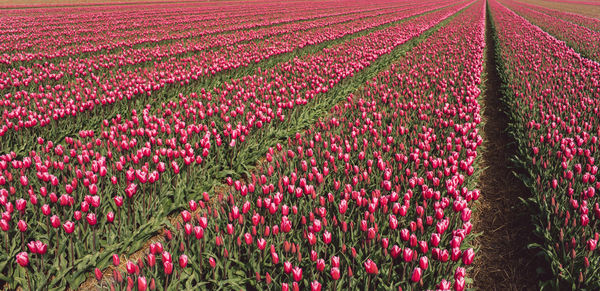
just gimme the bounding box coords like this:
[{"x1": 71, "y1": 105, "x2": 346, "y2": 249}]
[
  {"x1": 0, "y1": 0, "x2": 236, "y2": 8},
  {"x1": 516, "y1": 0, "x2": 600, "y2": 18}
]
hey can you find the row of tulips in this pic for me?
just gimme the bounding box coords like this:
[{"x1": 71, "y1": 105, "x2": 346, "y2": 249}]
[
  {"x1": 489, "y1": 0, "x2": 600, "y2": 288},
  {"x1": 0, "y1": 0, "x2": 379, "y2": 61},
  {"x1": 93, "y1": 1, "x2": 485, "y2": 289},
  {"x1": 0, "y1": 2, "x2": 420, "y2": 93},
  {"x1": 0, "y1": 2, "x2": 468, "y2": 289},
  {"x1": 0, "y1": 1, "x2": 451, "y2": 142},
  {"x1": 499, "y1": 0, "x2": 600, "y2": 62},
  {"x1": 0, "y1": 1, "x2": 406, "y2": 68}
]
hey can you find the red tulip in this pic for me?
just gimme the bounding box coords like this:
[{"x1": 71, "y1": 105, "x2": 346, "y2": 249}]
[
  {"x1": 161, "y1": 251, "x2": 172, "y2": 263},
  {"x1": 35, "y1": 241, "x2": 47, "y2": 255},
  {"x1": 244, "y1": 233, "x2": 253, "y2": 245},
  {"x1": 16, "y1": 252, "x2": 28, "y2": 267},
  {"x1": 419, "y1": 256, "x2": 428, "y2": 270},
  {"x1": 257, "y1": 238, "x2": 267, "y2": 250},
  {"x1": 50, "y1": 215, "x2": 61, "y2": 228},
  {"x1": 179, "y1": 254, "x2": 188, "y2": 268},
  {"x1": 188, "y1": 200, "x2": 197, "y2": 211},
  {"x1": 411, "y1": 267, "x2": 422, "y2": 282},
  {"x1": 181, "y1": 210, "x2": 191, "y2": 222},
  {"x1": 126, "y1": 261, "x2": 137, "y2": 274},
  {"x1": 107, "y1": 212, "x2": 115, "y2": 223},
  {"x1": 149, "y1": 278, "x2": 156, "y2": 290},
  {"x1": 114, "y1": 196, "x2": 124, "y2": 207},
  {"x1": 364, "y1": 259, "x2": 378, "y2": 274},
  {"x1": 323, "y1": 231, "x2": 332, "y2": 244},
  {"x1": 462, "y1": 248, "x2": 474, "y2": 265},
  {"x1": 147, "y1": 253, "x2": 156, "y2": 267},
  {"x1": 316, "y1": 259, "x2": 325, "y2": 272},
  {"x1": 113, "y1": 254, "x2": 120, "y2": 267},
  {"x1": 0, "y1": 220, "x2": 8, "y2": 232},
  {"x1": 331, "y1": 267, "x2": 340, "y2": 280},
  {"x1": 163, "y1": 261, "x2": 173, "y2": 275},
  {"x1": 16, "y1": 199, "x2": 26, "y2": 213},
  {"x1": 41, "y1": 204, "x2": 51, "y2": 216},
  {"x1": 284, "y1": 261, "x2": 292, "y2": 274},
  {"x1": 86, "y1": 213, "x2": 97, "y2": 226},
  {"x1": 292, "y1": 266, "x2": 303, "y2": 282},
  {"x1": 310, "y1": 280, "x2": 321, "y2": 291},
  {"x1": 17, "y1": 220, "x2": 27, "y2": 232},
  {"x1": 95, "y1": 268, "x2": 103, "y2": 281},
  {"x1": 137, "y1": 276, "x2": 147, "y2": 291},
  {"x1": 27, "y1": 241, "x2": 37, "y2": 254}
]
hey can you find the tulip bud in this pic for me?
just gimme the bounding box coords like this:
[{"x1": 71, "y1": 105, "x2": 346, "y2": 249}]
[
  {"x1": 107, "y1": 212, "x2": 115, "y2": 223},
  {"x1": 126, "y1": 261, "x2": 137, "y2": 274},
  {"x1": 17, "y1": 220, "x2": 27, "y2": 232},
  {"x1": 163, "y1": 261, "x2": 173, "y2": 275},
  {"x1": 95, "y1": 268, "x2": 103, "y2": 281},
  {"x1": 179, "y1": 254, "x2": 188, "y2": 268},
  {"x1": 149, "y1": 278, "x2": 156, "y2": 290},
  {"x1": 50, "y1": 215, "x2": 61, "y2": 228},
  {"x1": 86, "y1": 213, "x2": 97, "y2": 226},
  {"x1": 331, "y1": 267, "x2": 340, "y2": 280},
  {"x1": 114, "y1": 196, "x2": 124, "y2": 207},
  {"x1": 112, "y1": 254, "x2": 120, "y2": 267},
  {"x1": 411, "y1": 267, "x2": 422, "y2": 282}
]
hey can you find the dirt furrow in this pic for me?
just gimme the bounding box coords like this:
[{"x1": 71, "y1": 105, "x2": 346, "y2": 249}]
[{"x1": 470, "y1": 5, "x2": 543, "y2": 290}]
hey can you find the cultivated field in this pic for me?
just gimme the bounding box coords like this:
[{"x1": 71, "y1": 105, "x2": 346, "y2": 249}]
[{"x1": 0, "y1": 0, "x2": 599, "y2": 290}]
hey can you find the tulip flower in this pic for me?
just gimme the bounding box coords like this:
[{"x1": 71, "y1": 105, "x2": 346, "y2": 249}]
[
  {"x1": 181, "y1": 210, "x2": 191, "y2": 223},
  {"x1": 292, "y1": 266, "x2": 303, "y2": 282},
  {"x1": 16, "y1": 251, "x2": 28, "y2": 267},
  {"x1": 50, "y1": 215, "x2": 61, "y2": 228},
  {"x1": 462, "y1": 248, "x2": 474, "y2": 265},
  {"x1": 140, "y1": 251, "x2": 153, "y2": 267},
  {"x1": 179, "y1": 254, "x2": 188, "y2": 268},
  {"x1": 113, "y1": 254, "x2": 120, "y2": 267},
  {"x1": 127, "y1": 261, "x2": 137, "y2": 275},
  {"x1": 364, "y1": 259, "x2": 378, "y2": 274},
  {"x1": 138, "y1": 276, "x2": 147, "y2": 291},
  {"x1": 411, "y1": 267, "x2": 422, "y2": 282},
  {"x1": 331, "y1": 267, "x2": 341, "y2": 280},
  {"x1": 107, "y1": 211, "x2": 115, "y2": 223},
  {"x1": 310, "y1": 280, "x2": 321, "y2": 291},
  {"x1": 95, "y1": 268, "x2": 103, "y2": 281},
  {"x1": 17, "y1": 220, "x2": 27, "y2": 232},
  {"x1": 163, "y1": 261, "x2": 173, "y2": 275}
]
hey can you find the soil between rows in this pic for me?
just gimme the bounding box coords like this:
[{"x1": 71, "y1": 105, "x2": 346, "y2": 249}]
[{"x1": 470, "y1": 7, "x2": 544, "y2": 290}]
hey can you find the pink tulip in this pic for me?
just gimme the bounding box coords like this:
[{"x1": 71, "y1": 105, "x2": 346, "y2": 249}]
[
  {"x1": 16, "y1": 252, "x2": 28, "y2": 267},
  {"x1": 364, "y1": 259, "x2": 378, "y2": 274}
]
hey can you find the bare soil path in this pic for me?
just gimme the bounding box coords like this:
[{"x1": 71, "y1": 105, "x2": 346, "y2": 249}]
[{"x1": 470, "y1": 7, "x2": 546, "y2": 290}]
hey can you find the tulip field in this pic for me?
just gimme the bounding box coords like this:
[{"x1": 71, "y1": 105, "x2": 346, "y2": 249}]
[{"x1": 0, "y1": 0, "x2": 599, "y2": 290}]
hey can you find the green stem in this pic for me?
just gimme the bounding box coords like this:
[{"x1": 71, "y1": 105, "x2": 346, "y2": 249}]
[
  {"x1": 69, "y1": 236, "x2": 74, "y2": 268},
  {"x1": 25, "y1": 269, "x2": 32, "y2": 291},
  {"x1": 93, "y1": 226, "x2": 97, "y2": 252}
]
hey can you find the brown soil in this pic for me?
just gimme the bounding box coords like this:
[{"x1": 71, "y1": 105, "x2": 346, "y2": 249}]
[{"x1": 470, "y1": 8, "x2": 546, "y2": 291}]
